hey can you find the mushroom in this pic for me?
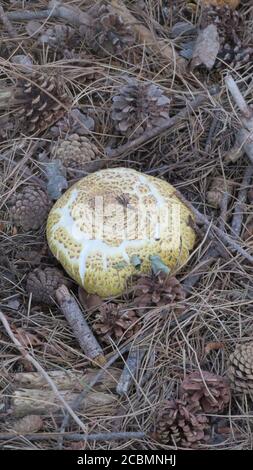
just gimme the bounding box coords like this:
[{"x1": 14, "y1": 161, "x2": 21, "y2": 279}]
[{"x1": 46, "y1": 168, "x2": 196, "y2": 297}]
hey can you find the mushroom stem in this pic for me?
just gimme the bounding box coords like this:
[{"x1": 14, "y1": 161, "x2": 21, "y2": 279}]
[{"x1": 56, "y1": 285, "x2": 106, "y2": 365}]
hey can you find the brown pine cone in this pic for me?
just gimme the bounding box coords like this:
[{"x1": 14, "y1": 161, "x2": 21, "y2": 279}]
[
  {"x1": 153, "y1": 399, "x2": 211, "y2": 448},
  {"x1": 180, "y1": 371, "x2": 230, "y2": 414},
  {"x1": 51, "y1": 134, "x2": 100, "y2": 171},
  {"x1": 133, "y1": 272, "x2": 186, "y2": 313},
  {"x1": 93, "y1": 303, "x2": 140, "y2": 344},
  {"x1": 227, "y1": 342, "x2": 253, "y2": 393},
  {"x1": 81, "y1": 4, "x2": 135, "y2": 57},
  {"x1": 8, "y1": 186, "x2": 50, "y2": 231},
  {"x1": 15, "y1": 72, "x2": 70, "y2": 134},
  {"x1": 111, "y1": 76, "x2": 171, "y2": 138},
  {"x1": 26, "y1": 267, "x2": 69, "y2": 305}
]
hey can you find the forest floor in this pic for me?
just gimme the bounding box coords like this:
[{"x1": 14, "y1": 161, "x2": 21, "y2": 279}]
[{"x1": 0, "y1": 0, "x2": 253, "y2": 450}]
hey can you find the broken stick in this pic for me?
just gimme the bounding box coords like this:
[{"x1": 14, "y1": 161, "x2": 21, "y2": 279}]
[{"x1": 56, "y1": 285, "x2": 105, "y2": 365}]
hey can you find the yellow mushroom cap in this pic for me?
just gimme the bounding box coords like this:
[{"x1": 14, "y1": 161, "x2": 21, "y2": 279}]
[{"x1": 46, "y1": 168, "x2": 196, "y2": 297}]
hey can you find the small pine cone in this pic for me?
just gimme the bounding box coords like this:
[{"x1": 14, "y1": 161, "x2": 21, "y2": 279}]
[
  {"x1": 133, "y1": 272, "x2": 186, "y2": 313},
  {"x1": 51, "y1": 134, "x2": 100, "y2": 171},
  {"x1": 93, "y1": 303, "x2": 140, "y2": 344},
  {"x1": 26, "y1": 267, "x2": 69, "y2": 305},
  {"x1": 227, "y1": 342, "x2": 253, "y2": 393},
  {"x1": 112, "y1": 76, "x2": 171, "y2": 138},
  {"x1": 180, "y1": 371, "x2": 230, "y2": 414},
  {"x1": 82, "y1": 4, "x2": 135, "y2": 57},
  {"x1": 206, "y1": 176, "x2": 233, "y2": 208},
  {"x1": 153, "y1": 400, "x2": 210, "y2": 448},
  {"x1": 8, "y1": 186, "x2": 50, "y2": 231},
  {"x1": 15, "y1": 72, "x2": 70, "y2": 134}
]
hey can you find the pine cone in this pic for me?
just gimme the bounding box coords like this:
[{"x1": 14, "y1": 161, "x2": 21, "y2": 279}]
[
  {"x1": 51, "y1": 134, "x2": 100, "y2": 171},
  {"x1": 180, "y1": 371, "x2": 230, "y2": 414},
  {"x1": 26, "y1": 267, "x2": 69, "y2": 305},
  {"x1": 8, "y1": 186, "x2": 50, "y2": 231},
  {"x1": 82, "y1": 4, "x2": 135, "y2": 57},
  {"x1": 133, "y1": 273, "x2": 186, "y2": 313},
  {"x1": 111, "y1": 76, "x2": 171, "y2": 138},
  {"x1": 93, "y1": 303, "x2": 140, "y2": 344},
  {"x1": 227, "y1": 342, "x2": 253, "y2": 393},
  {"x1": 153, "y1": 400, "x2": 210, "y2": 448},
  {"x1": 15, "y1": 72, "x2": 70, "y2": 134},
  {"x1": 201, "y1": 5, "x2": 253, "y2": 68}
]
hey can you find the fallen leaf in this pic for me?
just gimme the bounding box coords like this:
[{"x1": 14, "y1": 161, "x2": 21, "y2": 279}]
[
  {"x1": 191, "y1": 24, "x2": 220, "y2": 70},
  {"x1": 205, "y1": 342, "x2": 224, "y2": 354}
]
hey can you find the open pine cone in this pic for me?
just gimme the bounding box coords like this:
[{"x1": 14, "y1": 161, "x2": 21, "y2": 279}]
[
  {"x1": 81, "y1": 4, "x2": 135, "y2": 57},
  {"x1": 93, "y1": 303, "x2": 140, "y2": 344},
  {"x1": 8, "y1": 186, "x2": 50, "y2": 231},
  {"x1": 153, "y1": 399, "x2": 210, "y2": 448},
  {"x1": 111, "y1": 76, "x2": 171, "y2": 138},
  {"x1": 51, "y1": 134, "x2": 100, "y2": 171},
  {"x1": 227, "y1": 342, "x2": 253, "y2": 393},
  {"x1": 26, "y1": 267, "x2": 69, "y2": 305},
  {"x1": 133, "y1": 272, "x2": 186, "y2": 313},
  {"x1": 15, "y1": 72, "x2": 70, "y2": 134},
  {"x1": 201, "y1": 5, "x2": 253, "y2": 68},
  {"x1": 180, "y1": 371, "x2": 230, "y2": 414}
]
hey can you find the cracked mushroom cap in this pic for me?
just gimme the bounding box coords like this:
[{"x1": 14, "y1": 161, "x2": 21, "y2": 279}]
[{"x1": 46, "y1": 168, "x2": 196, "y2": 297}]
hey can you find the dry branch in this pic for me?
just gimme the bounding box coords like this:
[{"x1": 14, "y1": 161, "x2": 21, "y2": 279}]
[
  {"x1": 8, "y1": 388, "x2": 118, "y2": 418},
  {"x1": 0, "y1": 310, "x2": 87, "y2": 433},
  {"x1": 56, "y1": 285, "x2": 105, "y2": 365},
  {"x1": 11, "y1": 368, "x2": 120, "y2": 391}
]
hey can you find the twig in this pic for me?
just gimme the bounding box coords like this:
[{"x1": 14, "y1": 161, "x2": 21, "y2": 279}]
[
  {"x1": 116, "y1": 347, "x2": 146, "y2": 396},
  {"x1": 0, "y1": 310, "x2": 87, "y2": 434},
  {"x1": 225, "y1": 75, "x2": 251, "y2": 119},
  {"x1": 56, "y1": 285, "x2": 105, "y2": 365},
  {"x1": 58, "y1": 344, "x2": 130, "y2": 448},
  {"x1": 106, "y1": 89, "x2": 219, "y2": 157},
  {"x1": 231, "y1": 165, "x2": 253, "y2": 237},
  {"x1": 0, "y1": 431, "x2": 145, "y2": 444},
  {"x1": 7, "y1": 2, "x2": 91, "y2": 27},
  {"x1": 0, "y1": 6, "x2": 17, "y2": 38}
]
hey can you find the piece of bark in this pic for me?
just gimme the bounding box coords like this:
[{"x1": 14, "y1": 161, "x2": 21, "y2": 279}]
[
  {"x1": 191, "y1": 24, "x2": 220, "y2": 70},
  {"x1": 110, "y1": 0, "x2": 186, "y2": 71},
  {"x1": 11, "y1": 368, "x2": 120, "y2": 392},
  {"x1": 56, "y1": 285, "x2": 105, "y2": 365},
  {"x1": 8, "y1": 389, "x2": 118, "y2": 418}
]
